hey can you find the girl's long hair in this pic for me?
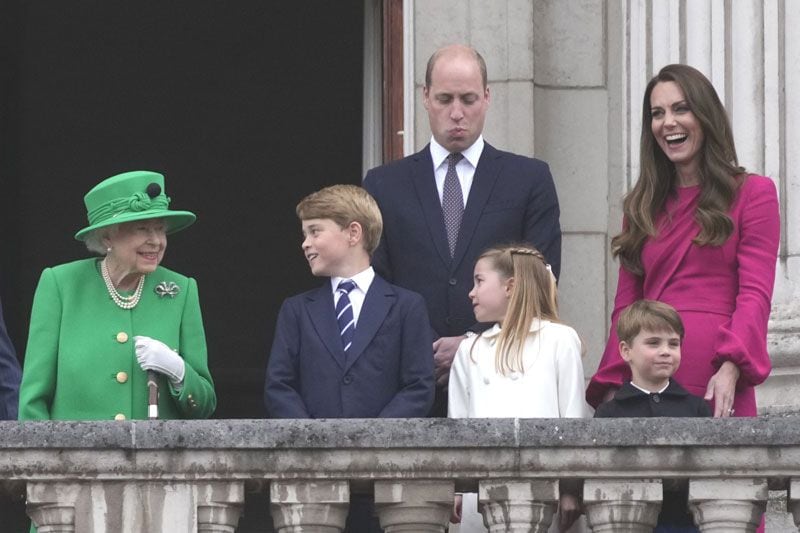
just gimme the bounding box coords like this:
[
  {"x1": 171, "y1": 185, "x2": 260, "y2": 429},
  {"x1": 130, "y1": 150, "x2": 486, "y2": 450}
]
[
  {"x1": 612, "y1": 64, "x2": 745, "y2": 275},
  {"x1": 471, "y1": 244, "x2": 559, "y2": 375}
]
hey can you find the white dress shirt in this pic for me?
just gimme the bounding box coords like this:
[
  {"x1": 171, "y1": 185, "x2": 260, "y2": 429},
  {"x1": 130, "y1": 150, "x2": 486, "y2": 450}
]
[
  {"x1": 331, "y1": 266, "x2": 375, "y2": 327},
  {"x1": 429, "y1": 135, "x2": 485, "y2": 206}
]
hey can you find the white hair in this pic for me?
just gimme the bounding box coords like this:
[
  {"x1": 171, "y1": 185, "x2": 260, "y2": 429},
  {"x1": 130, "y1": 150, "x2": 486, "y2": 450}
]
[{"x1": 84, "y1": 226, "x2": 117, "y2": 256}]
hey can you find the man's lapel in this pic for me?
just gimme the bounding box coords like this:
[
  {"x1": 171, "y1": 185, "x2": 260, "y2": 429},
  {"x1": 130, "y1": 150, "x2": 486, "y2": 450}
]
[
  {"x1": 452, "y1": 143, "x2": 503, "y2": 269},
  {"x1": 410, "y1": 147, "x2": 453, "y2": 268}
]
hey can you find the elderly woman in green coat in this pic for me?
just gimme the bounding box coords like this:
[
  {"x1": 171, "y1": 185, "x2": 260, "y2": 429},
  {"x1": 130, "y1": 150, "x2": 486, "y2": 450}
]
[{"x1": 19, "y1": 170, "x2": 216, "y2": 421}]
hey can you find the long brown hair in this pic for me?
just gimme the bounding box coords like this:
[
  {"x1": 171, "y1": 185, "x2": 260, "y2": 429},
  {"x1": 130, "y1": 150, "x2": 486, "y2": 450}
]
[
  {"x1": 612, "y1": 64, "x2": 745, "y2": 275},
  {"x1": 471, "y1": 244, "x2": 559, "y2": 375}
]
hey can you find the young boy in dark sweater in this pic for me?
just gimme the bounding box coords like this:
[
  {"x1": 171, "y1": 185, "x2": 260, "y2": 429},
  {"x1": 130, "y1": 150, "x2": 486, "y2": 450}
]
[{"x1": 595, "y1": 299, "x2": 710, "y2": 532}]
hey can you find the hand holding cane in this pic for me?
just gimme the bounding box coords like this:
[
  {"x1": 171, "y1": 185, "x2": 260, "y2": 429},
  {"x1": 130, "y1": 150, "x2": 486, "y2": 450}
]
[{"x1": 135, "y1": 336, "x2": 186, "y2": 420}]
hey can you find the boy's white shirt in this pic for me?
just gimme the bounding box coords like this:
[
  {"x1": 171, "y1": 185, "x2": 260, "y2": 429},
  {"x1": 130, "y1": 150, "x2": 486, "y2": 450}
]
[
  {"x1": 331, "y1": 266, "x2": 375, "y2": 326},
  {"x1": 447, "y1": 319, "x2": 589, "y2": 419}
]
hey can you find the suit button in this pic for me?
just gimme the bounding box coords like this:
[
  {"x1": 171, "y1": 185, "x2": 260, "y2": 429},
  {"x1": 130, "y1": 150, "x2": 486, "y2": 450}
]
[
  {"x1": 116, "y1": 332, "x2": 129, "y2": 343},
  {"x1": 652, "y1": 394, "x2": 661, "y2": 403},
  {"x1": 448, "y1": 278, "x2": 457, "y2": 286},
  {"x1": 114, "y1": 413, "x2": 126, "y2": 421},
  {"x1": 343, "y1": 376, "x2": 353, "y2": 385},
  {"x1": 445, "y1": 317, "x2": 452, "y2": 326},
  {"x1": 116, "y1": 372, "x2": 128, "y2": 383}
]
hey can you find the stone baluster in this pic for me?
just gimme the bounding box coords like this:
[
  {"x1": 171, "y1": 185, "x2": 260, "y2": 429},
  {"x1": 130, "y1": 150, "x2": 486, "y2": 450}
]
[
  {"x1": 269, "y1": 480, "x2": 350, "y2": 532},
  {"x1": 689, "y1": 478, "x2": 767, "y2": 532},
  {"x1": 26, "y1": 482, "x2": 81, "y2": 532},
  {"x1": 374, "y1": 480, "x2": 453, "y2": 532},
  {"x1": 195, "y1": 481, "x2": 245, "y2": 533},
  {"x1": 28, "y1": 480, "x2": 245, "y2": 533},
  {"x1": 478, "y1": 479, "x2": 558, "y2": 532},
  {"x1": 583, "y1": 478, "x2": 661, "y2": 532},
  {"x1": 788, "y1": 478, "x2": 800, "y2": 527}
]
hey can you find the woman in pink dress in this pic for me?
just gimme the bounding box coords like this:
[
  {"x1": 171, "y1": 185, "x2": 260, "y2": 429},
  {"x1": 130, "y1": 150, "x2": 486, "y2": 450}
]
[{"x1": 587, "y1": 64, "x2": 780, "y2": 419}]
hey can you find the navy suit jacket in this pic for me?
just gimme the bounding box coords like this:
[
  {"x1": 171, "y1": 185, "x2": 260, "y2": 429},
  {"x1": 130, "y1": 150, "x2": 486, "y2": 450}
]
[
  {"x1": 265, "y1": 275, "x2": 434, "y2": 418},
  {"x1": 363, "y1": 142, "x2": 561, "y2": 338},
  {"x1": 0, "y1": 296, "x2": 21, "y2": 420}
]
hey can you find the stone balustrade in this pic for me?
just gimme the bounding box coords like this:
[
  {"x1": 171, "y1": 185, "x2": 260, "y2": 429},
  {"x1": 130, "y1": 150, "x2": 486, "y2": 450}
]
[{"x1": 1, "y1": 417, "x2": 799, "y2": 532}]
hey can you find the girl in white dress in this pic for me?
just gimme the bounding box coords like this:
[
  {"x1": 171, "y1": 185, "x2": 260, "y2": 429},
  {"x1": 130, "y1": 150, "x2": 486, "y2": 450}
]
[{"x1": 448, "y1": 244, "x2": 587, "y2": 532}]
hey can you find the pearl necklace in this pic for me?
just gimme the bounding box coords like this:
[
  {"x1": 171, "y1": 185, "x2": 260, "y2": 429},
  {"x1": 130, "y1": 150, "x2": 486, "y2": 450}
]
[{"x1": 101, "y1": 259, "x2": 145, "y2": 309}]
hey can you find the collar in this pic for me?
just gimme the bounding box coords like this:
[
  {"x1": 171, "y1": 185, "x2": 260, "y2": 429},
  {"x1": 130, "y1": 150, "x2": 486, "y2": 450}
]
[
  {"x1": 331, "y1": 266, "x2": 375, "y2": 296},
  {"x1": 614, "y1": 379, "x2": 689, "y2": 401},
  {"x1": 629, "y1": 381, "x2": 669, "y2": 395},
  {"x1": 429, "y1": 135, "x2": 485, "y2": 170},
  {"x1": 481, "y1": 318, "x2": 550, "y2": 338}
]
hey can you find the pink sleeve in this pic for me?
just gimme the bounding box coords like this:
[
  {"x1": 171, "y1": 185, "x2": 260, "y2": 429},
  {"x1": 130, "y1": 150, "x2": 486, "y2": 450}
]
[
  {"x1": 711, "y1": 176, "x2": 780, "y2": 385},
  {"x1": 586, "y1": 262, "x2": 643, "y2": 408}
]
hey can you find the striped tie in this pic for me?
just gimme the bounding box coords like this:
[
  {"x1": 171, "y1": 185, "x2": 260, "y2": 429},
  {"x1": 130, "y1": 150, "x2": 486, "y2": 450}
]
[{"x1": 335, "y1": 280, "x2": 356, "y2": 352}]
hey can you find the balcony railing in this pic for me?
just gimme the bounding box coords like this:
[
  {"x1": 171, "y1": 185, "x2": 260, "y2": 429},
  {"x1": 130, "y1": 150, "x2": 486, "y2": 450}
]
[{"x1": 2, "y1": 417, "x2": 799, "y2": 532}]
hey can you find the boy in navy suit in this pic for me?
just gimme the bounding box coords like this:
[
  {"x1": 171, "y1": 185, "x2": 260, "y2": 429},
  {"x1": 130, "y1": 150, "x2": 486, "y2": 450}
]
[
  {"x1": 595, "y1": 300, "x2": 710, "y2": 531},
  {"x1": 265, "y1": 184, "x2": 435, "y2": 532}
]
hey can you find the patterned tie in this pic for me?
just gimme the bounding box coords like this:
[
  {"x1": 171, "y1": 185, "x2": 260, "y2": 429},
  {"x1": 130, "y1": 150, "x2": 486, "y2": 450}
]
[
  {"x1": 335, "y1": 280, "x2": 356, "y2": 352},
  {"x1": 442, "y1": 152, "x2": 464, "y2": 257}
]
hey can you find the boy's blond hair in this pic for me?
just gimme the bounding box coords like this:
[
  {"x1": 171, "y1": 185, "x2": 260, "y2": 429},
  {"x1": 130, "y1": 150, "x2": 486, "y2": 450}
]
[
  {"x1": 616, "y1": 300, "x2": 685, "y2": 345},
  {"x1": 296, "y1": 185, "x2": 383, "y2": 255}
]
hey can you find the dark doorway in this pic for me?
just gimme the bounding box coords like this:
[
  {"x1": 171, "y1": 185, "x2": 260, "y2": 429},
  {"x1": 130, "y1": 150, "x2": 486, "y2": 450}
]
[{"x1": 0, "y1": 2, "x2": 365, "y2": 419}]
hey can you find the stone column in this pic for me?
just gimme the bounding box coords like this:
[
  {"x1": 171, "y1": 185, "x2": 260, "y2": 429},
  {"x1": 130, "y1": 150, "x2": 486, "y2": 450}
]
[
  {"x1": 583, "y1": 479, "x2": 661, "y2": 532},
  {"x1": 788, "y1": 478, "x2": 800, "y2": 527},
  {"x1": 478, "y1": 479, "x2": 558, "y2": 532},
  {"x1": 269, "y1": 480, "x2": 349, "y2": 533},
  {"x1": 195, "y1": 481, "x2": 245, "y2": 533},
  {"x1": 761, "y1": 0, "x2": 800, "y2": 416},
  {"x1": 26, "y1": 482, "x2": 81, "y2": 533},
  {"x1": 374, "y1": 480, "x2": 453, "y2": 532},
  {"x1": 689, "y1": 478, "x2": 767, "y2": 532},
  {"x1": 28, "y1": 480, "x2": 246, "y2": 533}
]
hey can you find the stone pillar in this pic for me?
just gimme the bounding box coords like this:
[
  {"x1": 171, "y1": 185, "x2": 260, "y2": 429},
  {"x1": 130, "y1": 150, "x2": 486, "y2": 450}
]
[
  {"x1": 28, "y1": 480, "x2": 245, "y2": 533},
  {"x1": 195, "y1": 482, "x2": 245, "y2": 533},
  {"x1": 478, "y1": 479, "x2": 558, "y2": 532},
  {"x1": 762, "y1": 0, "x2": 800, "y2": 416},
  {"x1": 26, "y1": 482, "x2": 81, "y2": 533},
  {"x1": 583, "y1": 479, "x2": 661, "y2": 532},
  {"x1": 689, "y1": 478, "x2": 768, "y2": 532},
  {"x1": 269, "y1": 480, "x2": 349, "y2": 533},
  {"x1": 788, "y1": 478, "x2": 800, "y2": 527},
  {"x1": 374, "y1": 480, "x2": 453, "y2": 532}
]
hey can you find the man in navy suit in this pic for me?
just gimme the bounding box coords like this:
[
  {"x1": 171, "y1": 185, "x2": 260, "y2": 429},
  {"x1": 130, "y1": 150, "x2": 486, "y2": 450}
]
[
  {"x1": 364, "y1": 45, "x2": 562, "y2": 415},
  {"x1": 0, "y1": 295, "x2": 21, "y2": 420}
]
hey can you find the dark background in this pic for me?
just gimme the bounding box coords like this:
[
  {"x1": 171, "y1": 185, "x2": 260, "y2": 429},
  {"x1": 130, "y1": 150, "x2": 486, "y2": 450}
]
[{"x1": 0, "y1": 1, "x2": 366, "y2": 421}]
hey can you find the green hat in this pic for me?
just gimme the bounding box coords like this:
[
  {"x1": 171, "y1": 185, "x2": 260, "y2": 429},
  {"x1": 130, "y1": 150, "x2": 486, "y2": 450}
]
[{"x1": 74, "y1": 170, "x2": 196, "y2": 241}]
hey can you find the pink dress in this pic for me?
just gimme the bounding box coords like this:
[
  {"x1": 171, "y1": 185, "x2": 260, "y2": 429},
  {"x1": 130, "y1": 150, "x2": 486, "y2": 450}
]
[{"x1": 587, "y1": 175, "x2": 780, "y2": 416}]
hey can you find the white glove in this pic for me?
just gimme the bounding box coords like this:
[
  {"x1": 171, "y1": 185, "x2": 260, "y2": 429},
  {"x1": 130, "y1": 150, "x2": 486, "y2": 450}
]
[{"x1": 134, "y1": 335, "x2": 186, "y2": 384}]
